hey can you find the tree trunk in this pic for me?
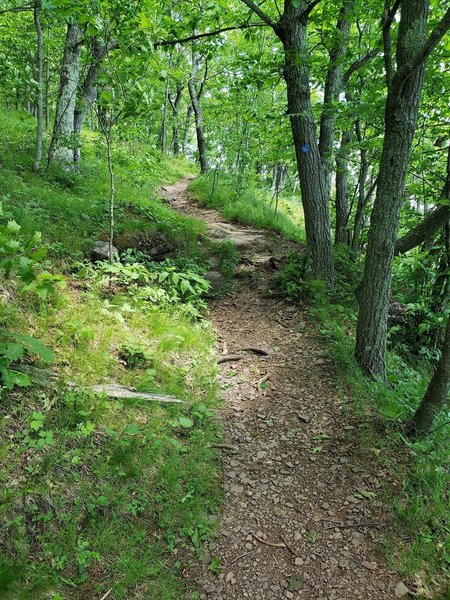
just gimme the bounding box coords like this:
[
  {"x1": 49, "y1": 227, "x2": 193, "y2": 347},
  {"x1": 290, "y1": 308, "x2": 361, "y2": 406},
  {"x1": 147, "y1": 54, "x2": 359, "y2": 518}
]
[
  {"x1": 73, "y1": 61, "x2": 99, "y2": 168},
  {"x1": 170, "y1": 86, "x2": 183, "y2": 155},
  {"x1": 428, "y1": 223, "x2": 450, "y2": 351},
  {"x1": 351, "y1": 120, "x2": 375, "y2": 251},
  {"x1": 106, "y1": 130, "x2": 115, "y2": 264},
  {"x1": 407, "y1": 315, "x2": 450, "y2": 438},
  {"x1": 73, "y1": 38, "x2": 119, "y2": 168},
  {"x1": 319, "y1": 0, "x2": 353, "y2": 197},
  {"x1": 32, "y1": 1, "x2": 44, "y2": 173},
  {"x1": 47, "y1": 22, "x2": 82, "y2": 168},
  {"x1": 159, "y1": 52, "x2": 173, "y2": 154},
  {"x1": 355, "y1": 0, "x2": 430, "y2": 378},
  {"x1": 182, "y1": 105, "x2": 193, "y2": 154},
  {"x1": 188, "y1": 51, "x2": 208, "y2": 173},
  {"x1": 277, "y1": 3, "x2": 335, "y2": 284},
  {"x1": 335, "y1": 127, "x2": 352, "y2": 245},
  {"x1": 44, "y1": 56, "x2": 50, "y2": 130}
]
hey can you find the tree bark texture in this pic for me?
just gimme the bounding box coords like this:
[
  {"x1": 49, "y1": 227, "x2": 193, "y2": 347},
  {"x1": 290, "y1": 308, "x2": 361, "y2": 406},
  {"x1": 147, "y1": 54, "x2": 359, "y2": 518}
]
[
  {"x1": 48, "y1": 22, "x2": 82, "y2": 168},
  {"x1": 319, "y1": 0, "x2": 353, "y2": 197},
  {"x1": 335, "y1": 127, "x2": 352, "y2": 245},
  {"x1": 277, "y1": 2, "x2": 335, "y2": 284},
  {"x1": 355, "y1": 0, "x2": 430, "y2": 377}
]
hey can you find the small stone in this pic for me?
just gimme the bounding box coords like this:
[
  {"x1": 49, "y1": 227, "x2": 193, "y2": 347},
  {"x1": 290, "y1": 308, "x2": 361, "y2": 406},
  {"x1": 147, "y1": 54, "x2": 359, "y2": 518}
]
[
  {"x1": 295, "y1": 557, "x2": 304, "y2": 566},
  {"x1": 394, "y1": 581, "x2": 409, "y2": 598},
  {"x1": 362, "y1": 561, "x2": 377, "y2": 571},
  {"x1": 226, "y1": 572, "x2": 236, "y2": 585},
  {"x1": 297, "y1": 413, "x2": 310, "y2": 423}
]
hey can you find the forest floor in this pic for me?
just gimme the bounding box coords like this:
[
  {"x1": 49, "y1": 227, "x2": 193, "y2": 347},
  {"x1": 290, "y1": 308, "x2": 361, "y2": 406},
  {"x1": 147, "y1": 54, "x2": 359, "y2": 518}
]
[{"x1": 162, "y1": 179, "x2": 410, "y2": 600}]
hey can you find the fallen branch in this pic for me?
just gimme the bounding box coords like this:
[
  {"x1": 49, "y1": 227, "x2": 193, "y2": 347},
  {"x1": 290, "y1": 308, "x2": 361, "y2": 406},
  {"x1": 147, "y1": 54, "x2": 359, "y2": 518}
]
[
  {"x1": 238, "y1": 347, "x2": 269, "y2": 356},
  {"x1": 15, "y1": 366, "x2": 186, "y2": 404},
  {"x1": 252, "y1": 532, "x2": 286, "y2": 549},
  {"x1": 229, "y1": 549, "x2": 257, "y2": 564},
  {"x1": 280, "y1": 534, "x2": 299, "y2": 556},
  {"x1": 90, "y1": 384, "x2": 186, "y2": 403},
  {"x1": 217, "y1": 355, "x2": 243, "y2": 364},
  {"x1": 211, "y1": 443, "x2": 239, "y2": 453}
]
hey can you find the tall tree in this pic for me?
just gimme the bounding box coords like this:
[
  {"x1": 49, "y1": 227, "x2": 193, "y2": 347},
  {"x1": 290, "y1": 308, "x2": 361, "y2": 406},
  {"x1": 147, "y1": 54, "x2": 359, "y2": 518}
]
[
  {"x1": 243, "y1": 0, "x2": 335, "y2": 284},
  {"x1": 355, "y1": 1, "x2": 450, "y2": 377}
]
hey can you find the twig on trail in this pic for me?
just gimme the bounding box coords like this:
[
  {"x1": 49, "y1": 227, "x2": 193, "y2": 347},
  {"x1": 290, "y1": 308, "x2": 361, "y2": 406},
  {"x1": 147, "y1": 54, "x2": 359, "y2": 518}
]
[
  {"x1": 272, "y1": 317, "x2": 289, "y2": 328},
  {"x1": 210, "y1": 443, "x2": 239, "y2": 453},
  {"x1": 238, "y1": 347, "x2": 269, "y2": 356},
  {"x1": 280, "y1": 534, "x2": 299, "y2": 556},
  {"x1": 251, "y1": 532, "x2": 286, "y2": 548},
  {"x1": 217, "y1": 355, "x2": 243, "y2": 364},
  {"x1": 271, "y1": 387, "x2": 298, "y2": 400},
  {"x1": 229, "y1": 549, "x2": 257, "y2": 564},
  {"x1": 99, "y1": 590, "x2": 112, "y2": 600},
  {"x1": 324, "y1": 521, "x2": 389, "y2": 530}
]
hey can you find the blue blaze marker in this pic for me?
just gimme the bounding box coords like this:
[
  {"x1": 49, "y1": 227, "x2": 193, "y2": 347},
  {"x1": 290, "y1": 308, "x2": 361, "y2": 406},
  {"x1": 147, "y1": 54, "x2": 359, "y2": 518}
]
[{"x1": 301, "y1": 144, "x2": 310, "y2": 154}]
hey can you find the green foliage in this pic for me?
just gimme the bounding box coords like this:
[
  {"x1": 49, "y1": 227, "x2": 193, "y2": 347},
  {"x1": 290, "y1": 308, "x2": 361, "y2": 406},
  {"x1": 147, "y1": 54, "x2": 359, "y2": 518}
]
[
  {"x1": 78, "y1": 258, "x2": 210, "y2": 314},
  {"x1": 0, "y1": 108, "x2": 221, "y2": 598},
  {"x1": 0, "y1": 205, "x2": 58, "y2": 393}
]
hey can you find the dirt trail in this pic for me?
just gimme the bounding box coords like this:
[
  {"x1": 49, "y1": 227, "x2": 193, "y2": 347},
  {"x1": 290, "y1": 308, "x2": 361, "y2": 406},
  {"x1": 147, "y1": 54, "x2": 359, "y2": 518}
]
[{"x1": 162, "y1": 179, "x2": 400, "y2": 600}]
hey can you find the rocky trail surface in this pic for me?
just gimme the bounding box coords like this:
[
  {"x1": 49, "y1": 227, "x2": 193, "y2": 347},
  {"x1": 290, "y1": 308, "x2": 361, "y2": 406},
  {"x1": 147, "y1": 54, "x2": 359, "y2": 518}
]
[{"x1": 161, "y1": 179, "x2": 409, "y2": 600}]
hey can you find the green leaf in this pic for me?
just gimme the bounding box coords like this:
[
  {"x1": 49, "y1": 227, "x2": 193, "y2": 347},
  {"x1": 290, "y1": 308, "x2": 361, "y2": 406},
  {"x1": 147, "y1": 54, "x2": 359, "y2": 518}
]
[
  {"x1": 124, "y1": 423, "x2": 140, "y2": 435},
  {"x1": 7, "y1": 220, "x2": 21, "y2": 233},
  {"x1": 9, "y1": 333, "x2": 54, "y2": 363},
  {"x1": 209, "y1": 556, "x2": 221, "y2": 575},
  {"x1": 1, "y1": 342, "x2": 24, "y2": 361},
  {"x1": 178, "y1": 416, "x2": 193, "y2": 428}
]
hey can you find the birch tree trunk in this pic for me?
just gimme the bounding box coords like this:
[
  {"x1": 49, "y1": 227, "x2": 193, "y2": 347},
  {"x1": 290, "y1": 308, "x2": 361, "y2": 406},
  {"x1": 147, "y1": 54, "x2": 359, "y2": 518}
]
[{"x1": 47, "y1": 22, "x2": 82, "y2": 169}]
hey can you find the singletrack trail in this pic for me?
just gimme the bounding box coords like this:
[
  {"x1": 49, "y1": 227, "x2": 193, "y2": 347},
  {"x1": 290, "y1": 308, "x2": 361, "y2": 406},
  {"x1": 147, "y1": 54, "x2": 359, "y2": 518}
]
[{"x1": 162, "y1": 179, "x2": 400, "y2": 600}]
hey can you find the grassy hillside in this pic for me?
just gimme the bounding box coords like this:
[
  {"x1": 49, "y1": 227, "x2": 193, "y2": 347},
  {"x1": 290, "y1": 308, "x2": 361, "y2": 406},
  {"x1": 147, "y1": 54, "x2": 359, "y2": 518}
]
[
  {"x1": 0, "y1": 109, "x2": 204, "y2": 261},
  {"x1": 0, "y1": 110, "x2": 222, "y2": 599}
]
